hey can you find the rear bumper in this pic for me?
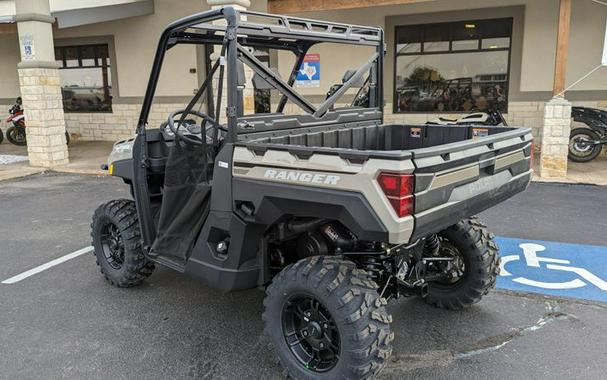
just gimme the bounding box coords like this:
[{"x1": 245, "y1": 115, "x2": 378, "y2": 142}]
[{"x1": 410, "y1": 170, "x2": 531, "y2": 241}]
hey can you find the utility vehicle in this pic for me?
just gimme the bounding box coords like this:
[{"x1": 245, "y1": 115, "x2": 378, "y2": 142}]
[{"x1": 91, "y1": 7, "x2": 532, "y2": 379}]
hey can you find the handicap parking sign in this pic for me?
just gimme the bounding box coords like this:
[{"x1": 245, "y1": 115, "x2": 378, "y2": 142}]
[{"x1": 496, "y1": 237, "x2": 607, "y2": 303}]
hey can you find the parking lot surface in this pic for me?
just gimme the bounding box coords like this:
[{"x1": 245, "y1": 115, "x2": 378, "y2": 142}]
[{"x1": 1, "y1": 173, "x2": 606, "y2": 379}]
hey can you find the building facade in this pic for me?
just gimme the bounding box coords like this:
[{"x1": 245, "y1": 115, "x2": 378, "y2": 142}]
[{"x1": 0, "y1": 0, "x2": 605, "y2": 175}]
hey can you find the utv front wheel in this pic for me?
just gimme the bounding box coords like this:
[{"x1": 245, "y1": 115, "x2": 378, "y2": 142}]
[
  {"x1": 91, "y1": 199, "x2": 155, "y2": 287},
  {"x1": 424, "y1": 217, "x2": 499, "y2": 310},
  {"x1": 263, "y1": 256, "x2": 393, "y2": 379}
]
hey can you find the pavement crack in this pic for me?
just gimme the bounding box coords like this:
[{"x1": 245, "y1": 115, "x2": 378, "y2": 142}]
[
  {"x1": 385, "y1": 302, "x2": 578, "y2": 373},
  {"x1": 455, "y1": 301, "x2": 577, "y2": 359}
]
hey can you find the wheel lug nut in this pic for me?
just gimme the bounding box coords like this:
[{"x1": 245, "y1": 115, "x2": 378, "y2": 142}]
[
  {"x1": 319, "y1": 342, "x2": 324, "y2": 348},
  {"x1": 302, "y1": 330, "x2": 308, "y2": 337}
]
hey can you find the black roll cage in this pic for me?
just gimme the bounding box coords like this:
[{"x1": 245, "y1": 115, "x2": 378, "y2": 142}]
[{"x1": 133, "y1": 7, "x2": 385, "y2": 249}]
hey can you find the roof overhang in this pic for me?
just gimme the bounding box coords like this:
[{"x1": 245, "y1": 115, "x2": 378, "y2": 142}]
[
  {"x1": 0, "y1": 0, "x2": 154, "y2": 28},
  {"x1": 52, "y1": 0, "x2": 154, "y2": 28},
  {"x1": 268, "y1": 0, "x2": 435, "y2": 13}
]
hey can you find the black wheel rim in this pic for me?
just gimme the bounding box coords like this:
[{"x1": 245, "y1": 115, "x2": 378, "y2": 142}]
[
  {"x1": 569, "y1": 134, "x2": 596, "y2": 158},
  {"x1": 282, "y1": 295, "x2": 340, "y2": 373},
  {"x1": 100, "y1": 223, "x2": 125, "y2": 270}
]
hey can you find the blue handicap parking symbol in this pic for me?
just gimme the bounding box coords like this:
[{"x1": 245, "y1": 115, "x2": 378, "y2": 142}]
[{"x1": 496, "y1": 237, "x2": 607, "y2": 303}]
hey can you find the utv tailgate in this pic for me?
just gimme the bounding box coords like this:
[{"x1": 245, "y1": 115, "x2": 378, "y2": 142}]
[{"x1": 409, "y1": 127, "x2": 532, "y2": 241}]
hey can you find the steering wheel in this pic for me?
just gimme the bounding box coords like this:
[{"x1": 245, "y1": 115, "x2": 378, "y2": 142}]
[{"x1": 166, "y1": 109, "x2": 227, "y2": 145}]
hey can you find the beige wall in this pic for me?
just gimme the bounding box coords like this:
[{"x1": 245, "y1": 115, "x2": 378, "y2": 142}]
[
  {"x1": 53, "y1": 0, "x2": 208, "y2": 98},
  {"x1": 566, "y1": 0, "x2": 607, "y2": 91},
  {"x1": 291, "y1": 0, "x2": 607, "y2": 97},
  {"x1": 0, "y1": 34, "x2": 20, "y2": 99}
]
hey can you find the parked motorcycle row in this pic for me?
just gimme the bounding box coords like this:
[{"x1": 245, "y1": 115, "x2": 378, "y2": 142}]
[{"x1": 1, "y1": 97, "x2": 70, "y2": 147}]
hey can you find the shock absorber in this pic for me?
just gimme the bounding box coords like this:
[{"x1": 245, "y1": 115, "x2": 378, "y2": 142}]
[
  {"x1": 424, "y1": 234, "x2": 440, "y2": 257},
  {"x1": 360, "y1": 256, "x2": 384, "y2": 283}
]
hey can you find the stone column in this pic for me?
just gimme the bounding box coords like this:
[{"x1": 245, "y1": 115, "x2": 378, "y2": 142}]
[
  {"x1": 15, "y1": 0, "x2": 68, "y2": 168},
  {"x1": 539, "y1": 96, "x2": 572, "y2": 178},
  {"x1": 207, "y1": 0, "x2": 255, "y2": 123}
]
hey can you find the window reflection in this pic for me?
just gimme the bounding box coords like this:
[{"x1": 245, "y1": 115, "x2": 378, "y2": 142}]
[
  {"x1": 394, "y1": 18, "x2": 512, "y2": 113},
  {"x1": 54, "y1": 44, "x2": 112, "y2": 112}
]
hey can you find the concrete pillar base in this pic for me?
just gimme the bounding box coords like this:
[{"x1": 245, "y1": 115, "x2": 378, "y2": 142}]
[
  {"x1": 539, "y1": 96, "x2": 571, "y2": 178},
  {"x1": 18, "y1": 67, "x2": 69, "y2": 168}
]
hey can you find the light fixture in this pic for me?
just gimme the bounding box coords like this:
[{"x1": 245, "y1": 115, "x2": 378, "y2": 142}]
[{"x1": 465, "y1": 24, "x2": 476, "y2": 29}]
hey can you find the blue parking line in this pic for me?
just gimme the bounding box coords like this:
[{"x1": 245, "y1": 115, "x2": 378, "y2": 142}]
[{"x1": 496, "y1": 237, "x2": 607, "y2": 303}]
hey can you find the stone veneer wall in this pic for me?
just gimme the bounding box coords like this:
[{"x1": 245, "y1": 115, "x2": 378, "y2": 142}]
[
  {"x1": 64, "y1": 103, "x2": 187, "y2": 141},
  {"x1": 62, "y1": 100, "x2": 607, "y2": 158},
  {"x1": 18, "y1": 68, "x2": 69, "y2": 167}
]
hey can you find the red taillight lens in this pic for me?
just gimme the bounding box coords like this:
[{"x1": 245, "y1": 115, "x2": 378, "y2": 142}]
[
  {"x1": 377, "y1": 173, "x2": 414, "y2": 198},
  {"x1": 377, "y1": 172, "x2": 415, "y2": 217}
]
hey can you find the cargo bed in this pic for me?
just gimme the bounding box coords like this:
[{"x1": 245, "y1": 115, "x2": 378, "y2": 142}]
[{"x1": 235, "y1": 122, "x2": 533, "y2": 243}]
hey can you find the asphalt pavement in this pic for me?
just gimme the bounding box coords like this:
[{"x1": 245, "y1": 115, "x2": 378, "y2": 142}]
[{"x1": 1, "y1": 173, "x2": 606, "y2": 379}]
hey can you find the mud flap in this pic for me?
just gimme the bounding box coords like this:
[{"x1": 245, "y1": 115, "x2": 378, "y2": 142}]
[{"x1": 151, "y1": 136, "x2": 212, "y2": 265}]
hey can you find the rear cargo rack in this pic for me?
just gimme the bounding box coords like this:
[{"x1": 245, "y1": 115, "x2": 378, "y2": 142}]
[{"x1": 187, "y1": 10, "x2": 382, "y2": 46}]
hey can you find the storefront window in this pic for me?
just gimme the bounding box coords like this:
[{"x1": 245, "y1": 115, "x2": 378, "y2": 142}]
[
  {"x1": 394, "y1": 18, "x2": 512, "y2": 113},
  {"x1": 55, "y1": 44, "x2": 112, "y2": 112}
]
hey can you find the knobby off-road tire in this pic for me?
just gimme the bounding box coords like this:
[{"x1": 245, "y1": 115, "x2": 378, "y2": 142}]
[
  {"x1": 424, "y1": 217, "x2": 500, "y2": 310},
  {"x1": 263, "y1": 256, "x2": 394, "y2": 380},
  {"x1": 91, "y1": 199, "x2": 155, "y2": 287}
]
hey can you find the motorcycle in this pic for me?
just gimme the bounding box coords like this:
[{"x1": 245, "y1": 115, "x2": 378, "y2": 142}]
[
  {"x1": 5, "y1": 97, "x2": 70, "y2": 146},
  {"x1": 426, "y1": 107, "x2": 508, "y2": 126},
  {"x1": 5, "y1": 98, "x2": 27, "y2": 146},
  {"x1": 568, "y1": 106, "x2": 607, "y2": 163}
]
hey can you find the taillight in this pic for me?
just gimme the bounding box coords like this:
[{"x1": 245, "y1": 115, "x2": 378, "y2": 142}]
[{"x1": 377, "y1": 172, "x2": 415, "y2": 218}]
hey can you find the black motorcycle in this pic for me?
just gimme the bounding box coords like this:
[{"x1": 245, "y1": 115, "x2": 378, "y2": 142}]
[{"x1": 569, "y1": 107, "x2": 607, "y2": 162}]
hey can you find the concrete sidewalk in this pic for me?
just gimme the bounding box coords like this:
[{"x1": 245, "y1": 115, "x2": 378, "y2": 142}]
[{"x1": 0, "y1": 141, "x2": 113, "y2": 181}]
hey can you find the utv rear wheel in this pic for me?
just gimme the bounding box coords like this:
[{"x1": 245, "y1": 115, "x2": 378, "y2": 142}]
[
  {"x1": 424, "y1": 218, "x2": 499, "y2": 310},
  {"x1": 263, "y1": 256, "x2": 394, "y2": 379},
  {"x1": 91, "y1": 199, "x2": 155, "y2": 287}
]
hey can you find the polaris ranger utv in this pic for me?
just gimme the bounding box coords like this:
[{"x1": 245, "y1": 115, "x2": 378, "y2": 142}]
[{"x1": 91, "y1": 7, "x2": 532, "y2": 379}]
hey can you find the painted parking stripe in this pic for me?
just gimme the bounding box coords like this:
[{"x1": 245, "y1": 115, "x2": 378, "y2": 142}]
[
  {"x1": 1, "y1": 246, "x2": 93, "y2": 285},
  {"x1": 496, "y1": 237, "x2": 607, "y2": 303}
]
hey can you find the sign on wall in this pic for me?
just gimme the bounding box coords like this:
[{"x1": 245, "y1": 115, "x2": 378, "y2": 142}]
[
  {"x1": 295, "y1": 54, "x2": 320, "y2": 88},
  {"x1": 20, "y1": 35, "x2": 35, "y2": 61}
]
